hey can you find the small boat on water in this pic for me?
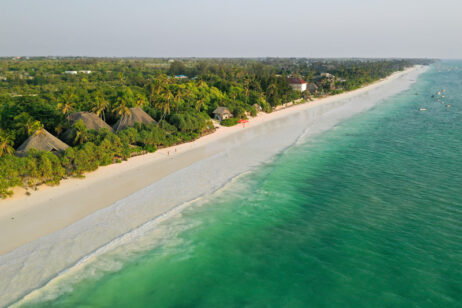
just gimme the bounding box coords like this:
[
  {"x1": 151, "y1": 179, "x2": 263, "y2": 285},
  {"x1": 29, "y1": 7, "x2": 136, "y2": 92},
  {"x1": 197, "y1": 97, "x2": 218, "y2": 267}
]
[
  {"x1": 446, "y1": 104, "x2": 451, "y2": 108},
  {"x1": 419, "y1": 108, "x2": 427, "y2": 111}
]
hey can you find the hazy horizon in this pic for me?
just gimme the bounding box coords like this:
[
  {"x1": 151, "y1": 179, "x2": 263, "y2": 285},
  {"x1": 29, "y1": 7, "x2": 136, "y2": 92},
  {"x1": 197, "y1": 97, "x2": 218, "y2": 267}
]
[{"x1": 1, "y1": 0, "x2": 461, "y2": 58}]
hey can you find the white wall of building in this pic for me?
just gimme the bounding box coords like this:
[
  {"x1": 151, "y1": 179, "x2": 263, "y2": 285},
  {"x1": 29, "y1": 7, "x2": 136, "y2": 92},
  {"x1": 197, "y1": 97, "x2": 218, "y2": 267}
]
[{"x1": 290, "y1": 83, "x2": 307, "y2": 92}]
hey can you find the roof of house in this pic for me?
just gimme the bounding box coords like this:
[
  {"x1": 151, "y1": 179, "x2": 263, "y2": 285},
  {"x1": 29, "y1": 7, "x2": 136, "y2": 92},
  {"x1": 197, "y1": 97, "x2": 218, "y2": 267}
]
[
  {"x1": 16, "y1": 129, "x2": 69, "y2": 156},
  {"x1": 112, "y1": 107, "x2": 157, "y2": 132},
  {"x1": 68, "y1": 112, "x2": 113, "y2": 132},
  {"x1": 213, "y1": 107, "x2": 232, "y2": 115},
  {"x1": 287, "y1": 77, "x2": 307, "y2": 85},
  {"x1": 307, "y1": 83, "x2": 318, "y2": 89},
  {"x1": 63, "y1": 112, "x2": 114, "y2": 142}
]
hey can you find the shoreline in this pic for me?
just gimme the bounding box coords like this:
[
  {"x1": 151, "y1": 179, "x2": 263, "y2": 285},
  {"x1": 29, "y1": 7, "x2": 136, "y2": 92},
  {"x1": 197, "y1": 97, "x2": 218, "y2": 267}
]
[
  {"x1": 0, "y1": 66, "x2": 425, "y2": 256},
  {"x1": 0, "y1": 65, "x2": 429, "y2": 307}
]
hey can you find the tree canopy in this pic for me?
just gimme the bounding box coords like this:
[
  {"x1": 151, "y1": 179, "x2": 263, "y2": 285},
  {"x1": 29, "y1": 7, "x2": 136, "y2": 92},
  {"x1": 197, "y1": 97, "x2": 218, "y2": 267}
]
[{"x1": 0, "y1": 57, "x2": 433, "y2": 197}]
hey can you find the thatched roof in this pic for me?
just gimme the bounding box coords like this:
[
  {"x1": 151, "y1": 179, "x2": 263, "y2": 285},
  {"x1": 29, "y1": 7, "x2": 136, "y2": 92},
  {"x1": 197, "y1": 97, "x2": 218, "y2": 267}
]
[
  {"x1": 68, "y1": 112, "x2": 113, "y2": 132},
  {"x1": 63, "y1": 112, "x2": 113, "y2": 142},
  {"x1": 112, "y1": 107, "x2": 156, "y2": 132},
  {"x1": 16, "y1": 129, "x2": 69, "y2": 156},
  {"x1": 213, "y1": 107, "x2": 232, "y2": 115}
]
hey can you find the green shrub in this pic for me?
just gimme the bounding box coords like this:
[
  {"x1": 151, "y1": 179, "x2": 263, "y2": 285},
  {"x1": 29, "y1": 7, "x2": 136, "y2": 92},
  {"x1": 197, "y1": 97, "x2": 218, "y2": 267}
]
[
  {"x1": 169, "y1": 112, "x2": 210, "y2": 133},
  {"x1": 249, "y1": 106, "x2": 257, "y2": 117},
  {"x1": 144, "y1": 144, "x2": 157, "y2": 153},
  {"x1": 0, "y1": 155, "x2": 21, "y2": 198},
  {"x1": 221, "y1": 118, "x2": 239, "y2": 126}
]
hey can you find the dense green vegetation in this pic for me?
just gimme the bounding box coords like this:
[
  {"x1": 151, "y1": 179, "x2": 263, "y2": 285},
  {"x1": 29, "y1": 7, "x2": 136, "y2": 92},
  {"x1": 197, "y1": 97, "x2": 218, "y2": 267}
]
[
  {"x1": 0, "y1": 57, "x2": 432, "y2": 197},
  {"x1": 220, "y1": 118, "x2": 240, "y2": 127}
]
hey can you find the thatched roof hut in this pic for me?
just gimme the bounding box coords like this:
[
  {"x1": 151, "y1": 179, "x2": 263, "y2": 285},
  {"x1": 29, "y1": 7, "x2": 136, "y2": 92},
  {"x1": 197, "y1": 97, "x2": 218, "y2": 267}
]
[
  {"x1": 112, "y1": 107, "x2": 156, "y2": 132},
  {"x1": 213, "y1": 107, "x2": 232, "y2": 121},
  {"x1": 63, "y1": 112, "x2": 114, "y2": 142},
  {"x1": 68, "y1": 112, "x2": 113, "y2": 132},
  {"x1": 16, "y1": 129, "x2": 69, "y2": 156}
]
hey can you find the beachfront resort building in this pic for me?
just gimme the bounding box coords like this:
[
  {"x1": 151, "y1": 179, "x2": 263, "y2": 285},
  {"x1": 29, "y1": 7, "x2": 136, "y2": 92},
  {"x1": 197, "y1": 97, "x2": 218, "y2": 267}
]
[
  {"x1": 16, "y1": 129, "x2": 69, "y2": 156},
  {"x1": 112, "y1": 107, "x2": 156, "y2": 132},
  {"x1": 287, "y1": 77, "x2": 307, "y2": 92},
  {"x1": 63, "y1": 112, "x2": 114, "y2": 142},
  {"x1": 213, "y1": 107, "x2": 233, "y2": 121},
  {"x1": 68, "y1": 112, "x2": 113, "y2": 131}
]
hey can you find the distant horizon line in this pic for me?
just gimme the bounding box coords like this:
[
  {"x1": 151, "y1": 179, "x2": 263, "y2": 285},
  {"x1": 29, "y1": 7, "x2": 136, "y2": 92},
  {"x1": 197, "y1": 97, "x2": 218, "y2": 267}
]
[{"x1": 0, "y1": 56, "x2": 444, "y2": 60}]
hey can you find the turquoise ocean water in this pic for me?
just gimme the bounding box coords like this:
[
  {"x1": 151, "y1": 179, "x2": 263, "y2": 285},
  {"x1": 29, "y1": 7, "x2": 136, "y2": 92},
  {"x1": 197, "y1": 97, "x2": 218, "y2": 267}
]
[{"x1": 21, "y1": 62, "x2": 462, "y2": 307}]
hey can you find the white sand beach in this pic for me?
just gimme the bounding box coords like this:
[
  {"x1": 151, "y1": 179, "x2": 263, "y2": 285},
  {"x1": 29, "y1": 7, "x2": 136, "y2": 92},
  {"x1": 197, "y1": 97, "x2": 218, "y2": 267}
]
[{"x1": 0, "y1": 65, "x2": 428, "y2": 307}]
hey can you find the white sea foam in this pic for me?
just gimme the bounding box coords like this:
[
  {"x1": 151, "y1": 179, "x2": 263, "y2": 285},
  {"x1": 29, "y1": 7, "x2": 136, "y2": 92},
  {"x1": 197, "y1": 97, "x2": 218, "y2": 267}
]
[{"x1": 0, "y1": 66, "x2": 428, "y2": 307}]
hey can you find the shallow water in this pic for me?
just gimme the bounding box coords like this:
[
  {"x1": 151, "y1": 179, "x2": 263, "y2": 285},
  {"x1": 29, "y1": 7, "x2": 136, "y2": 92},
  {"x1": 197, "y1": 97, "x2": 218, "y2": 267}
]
[{"x1": 6, "y1": 64, "x2": 458, "y2": 307}]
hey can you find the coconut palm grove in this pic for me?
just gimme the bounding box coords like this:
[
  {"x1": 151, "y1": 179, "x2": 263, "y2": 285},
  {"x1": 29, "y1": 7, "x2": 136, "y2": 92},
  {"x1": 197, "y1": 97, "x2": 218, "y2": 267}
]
[{"x1": 0, "y1": 57, "x2": 431, "y2": 197}]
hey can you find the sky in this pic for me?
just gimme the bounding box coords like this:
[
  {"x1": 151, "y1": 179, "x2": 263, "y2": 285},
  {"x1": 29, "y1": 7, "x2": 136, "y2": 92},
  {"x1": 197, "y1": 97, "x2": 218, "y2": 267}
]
[{"x1": 0, "y1": 0, "x2": 461, "y2": 58}]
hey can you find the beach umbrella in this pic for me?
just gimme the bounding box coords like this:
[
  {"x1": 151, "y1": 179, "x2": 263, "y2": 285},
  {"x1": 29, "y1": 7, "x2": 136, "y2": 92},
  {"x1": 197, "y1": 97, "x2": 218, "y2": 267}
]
[{"x1": 238, "y1": 119, "x2": 249, "y2": 127}]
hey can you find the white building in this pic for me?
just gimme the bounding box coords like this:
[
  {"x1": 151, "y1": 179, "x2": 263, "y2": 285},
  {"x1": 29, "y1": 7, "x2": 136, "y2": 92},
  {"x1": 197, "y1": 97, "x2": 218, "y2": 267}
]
[
  {"x1": 287, "y1": 77, "x2": 307, "y2": 92},
  {"x1": 64, "y1": 70, "x2": 92, "y2": 75}
]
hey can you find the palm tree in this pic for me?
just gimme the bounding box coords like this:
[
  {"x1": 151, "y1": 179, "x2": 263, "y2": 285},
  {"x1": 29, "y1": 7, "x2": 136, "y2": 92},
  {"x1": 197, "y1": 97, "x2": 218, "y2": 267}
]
[
  {"x1": 148, "y1": 83, "x2": 157, "y2": 107},
  {"x1": 112, "y1": 98, "x2": 132, "y2": 117},
  {"x1": 243, "y1": 77, "x2": 251, "y2": 103},
  {"x1": 55, "y1": 123, "x2": 64, "y2": 136},
  {"x1": 266, "y1": 83, "x2": 277, "y2": 104},
  {"x1": 196, "y1": 78, "x2": 208, "y2": 90},
  {"x1": 173, "y1": 87, "x2": 184, "y2": 112},
  {"x1": 14, "y1": 113, "x2": 43, "y2": 137},
  {"x1": 29, "y1": 121, "x2": 43, "y2": 135},
  {"x1": 155, "y1": 89, "x2": 173, "y2": 121},
  {"x1": 57, "y1": 102, "x2": 74, "y2": 124},
  {"x1": 57, "y1": 91, "x2": 75, "y2": 123},
  {"x1": 258, "y1": 91, "x2": 266, "y2": 102},
  {"x1": 149, "y1": 76, "x2": 169, "y2": 107},
  {"x1": 257, "y1": 92, "x2": 267, "y2": 109},
  {"x1": 231, "y1": 68, "x2": 243, "y2": 81},
  {"x1": 0, "y1": 130, "x2": 14, "y2": 157},
  {"x1": 73, "y1": 121, "x2": 89, "y2": 145},
  {"x1": 92, "y1": 96, "x2": 110, "y2": 122},
  {"x1": 230, "y1": 90, "x2": 238, "y2": 104},
  {"x1": 134, "y1": 93, "x2": 146, "y2": 107},
  {"x1": 195, "y1": 97, "x2": 205, "y2": 111},
  {"x1": 118, "y1": 72, "x2": 126, "y2": 85}
]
